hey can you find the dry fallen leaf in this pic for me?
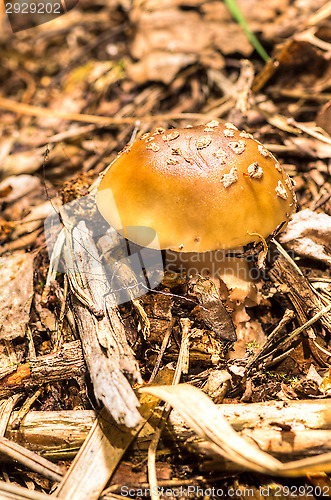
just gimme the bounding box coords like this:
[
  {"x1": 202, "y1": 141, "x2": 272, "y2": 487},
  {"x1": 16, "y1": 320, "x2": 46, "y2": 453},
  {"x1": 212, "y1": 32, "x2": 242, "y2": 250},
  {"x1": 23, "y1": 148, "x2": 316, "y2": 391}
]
[
  {"x1": 0, "y1": 148, "x2": 46, "y2": 178},
  {"x1": 140, "y1": 383, "x2": 331, "y2": 476},
  {"x1": 125, "y1": 0, "x2": 327, "y2": 85},
  {"x1": 0, "y1": 175, "x2": 40, "y2": 202},
  {"x1": 279, "y1": 209, "x2": 331, "y2": 265}
]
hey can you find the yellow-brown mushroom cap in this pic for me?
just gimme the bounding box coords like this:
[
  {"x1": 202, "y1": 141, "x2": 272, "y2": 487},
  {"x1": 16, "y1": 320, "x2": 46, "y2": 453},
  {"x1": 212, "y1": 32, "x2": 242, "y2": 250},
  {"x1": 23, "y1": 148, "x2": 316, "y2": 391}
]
[{"x1": 97, "y1": 122, "x2": 296, "y2": 252}]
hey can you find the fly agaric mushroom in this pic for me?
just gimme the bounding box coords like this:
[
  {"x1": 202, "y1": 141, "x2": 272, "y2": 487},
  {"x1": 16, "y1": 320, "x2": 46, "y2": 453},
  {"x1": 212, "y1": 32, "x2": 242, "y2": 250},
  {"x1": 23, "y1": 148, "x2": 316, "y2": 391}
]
[{"x1": 97, "y1": 121, "x2": 296, "y2": 346}]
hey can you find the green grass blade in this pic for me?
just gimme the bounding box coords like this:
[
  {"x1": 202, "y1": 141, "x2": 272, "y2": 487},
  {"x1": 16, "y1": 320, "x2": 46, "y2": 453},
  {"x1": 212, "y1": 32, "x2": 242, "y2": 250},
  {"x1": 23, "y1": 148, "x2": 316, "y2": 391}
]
[{"x1": 224, "y1": 0, "x2": 270, "y2": 62}]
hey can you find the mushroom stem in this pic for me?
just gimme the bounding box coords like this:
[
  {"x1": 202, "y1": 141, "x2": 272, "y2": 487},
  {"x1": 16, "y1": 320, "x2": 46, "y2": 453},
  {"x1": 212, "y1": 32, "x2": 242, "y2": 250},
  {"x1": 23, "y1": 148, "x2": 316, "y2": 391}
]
[
  {"x1": 164, "y1": 248, "x2": 258, "y2": 304},
  {"x1": 165, "y1": 248, "x2": 264, "y2": 356}
]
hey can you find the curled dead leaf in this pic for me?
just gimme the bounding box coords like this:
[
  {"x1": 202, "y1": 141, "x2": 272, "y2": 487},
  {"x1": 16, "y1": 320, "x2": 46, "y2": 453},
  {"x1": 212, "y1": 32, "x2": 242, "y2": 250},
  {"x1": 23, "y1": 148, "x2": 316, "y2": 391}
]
[
  {"x1": 279, "y1": 209, "x2": 331, "y2": 265},
  {"x1": 140, "y1": 383, "x2": 331, "y2": 476}
]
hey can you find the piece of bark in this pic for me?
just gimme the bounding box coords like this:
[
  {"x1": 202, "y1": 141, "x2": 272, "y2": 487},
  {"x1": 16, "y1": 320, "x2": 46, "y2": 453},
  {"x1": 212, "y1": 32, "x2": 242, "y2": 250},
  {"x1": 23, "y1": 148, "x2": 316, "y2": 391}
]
[
  {"x1": 142, "y1": 289, "x2": 173, "y2": 344},
  {"x1": 0, "y1": 480, "x2": 52, "y2": 500},
  {"x1": 5, "y1": 399, "x2": 331, "y2": 458},
  {"x1": 54, "y1": 408, "x2": 145, "y2": 500},
  {"x1": 71, "y1": 296, "x2": 142, "y2": 428},
  {"x1": 0, "y1": 341, "x2": 85, "y2": 399},
  {"x1": 216, "y1": 398, "x2": 331, "y2": 431},
  {"x1": 242, "y1": 428, "x2": 331, "y2": 458},
  {"x1": 190, "y1": 429, "x2": 331, "y2": 465},
  {"x1": 66, "y1": 220, "x2": 142, "y2": 428},
  {"x1": 270, "y1": 252, "x2": 331, "y2": 334},
  {"x1": 6, "y1": 410, "x2": 96, "y2": 456},
  {"x1": 190, "y1": 431, "x2": 331, "y2": 475},
  {"x1": 0, "y1": 252, "x2": 34, "y2": 340},
  {"x1": 187, "y1": 276, "x2": 237, "y2": 342}
]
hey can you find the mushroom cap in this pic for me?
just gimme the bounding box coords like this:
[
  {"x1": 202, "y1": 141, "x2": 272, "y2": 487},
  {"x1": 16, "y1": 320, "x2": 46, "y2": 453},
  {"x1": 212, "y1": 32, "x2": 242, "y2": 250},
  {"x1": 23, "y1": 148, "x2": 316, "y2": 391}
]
[{"x1": 97, "y1": 122, "x2": 296, "y2": 252}]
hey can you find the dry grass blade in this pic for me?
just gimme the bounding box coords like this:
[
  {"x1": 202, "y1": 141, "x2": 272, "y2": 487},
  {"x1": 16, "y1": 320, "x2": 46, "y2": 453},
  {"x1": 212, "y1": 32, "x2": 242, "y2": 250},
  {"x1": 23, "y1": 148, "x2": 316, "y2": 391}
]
[
  {"x1": 288, "y1": 118, "x2": 331, "y2": 145},
  {"x1": 148, "y1": 318, "x2": 192, "y2": 500},
  {"x1": 0, "y1": 97, "x2": 215, "y2": 126},
  {"x1": 0, "y1": 481, "x2": 52, "y2": 500},
  {"x1": 54, "y1": 409, "x2": 145, "y2": 500},
  {"x1": 224, "y1": 0, "x2": 270, "y2": 62},
  {"x1": 0, "y1": 436, "x2": 63, "y2": 482},
  {"x1": 271, "y1": 239, "x2": 331, "y2": 334},
  {"x1": 141, "y1": 384, "x2": 281, "y2": 473},
  {"x1": 0, "y1": 395, "x2": 22, "y2": 436},
  {"x1": 245, "y1": 309, "x2": 295, "y2": 372},
  {"x1": 140, "y1": 384, "x2": 331, "y2": 476}
]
